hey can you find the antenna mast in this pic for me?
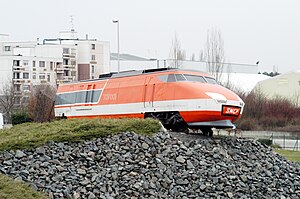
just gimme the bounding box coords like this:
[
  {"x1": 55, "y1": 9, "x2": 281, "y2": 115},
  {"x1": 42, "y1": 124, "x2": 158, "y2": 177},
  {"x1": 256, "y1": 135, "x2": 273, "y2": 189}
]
[{"x1": 70, "y1": 15, "x2": 74, "y2": 31}]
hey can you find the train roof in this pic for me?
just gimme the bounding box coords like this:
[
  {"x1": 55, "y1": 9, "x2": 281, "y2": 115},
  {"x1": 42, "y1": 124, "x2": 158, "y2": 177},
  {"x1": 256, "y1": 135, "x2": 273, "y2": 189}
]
[{"x1": 76, "y1": 68, "x2": 209, "y2": 84}]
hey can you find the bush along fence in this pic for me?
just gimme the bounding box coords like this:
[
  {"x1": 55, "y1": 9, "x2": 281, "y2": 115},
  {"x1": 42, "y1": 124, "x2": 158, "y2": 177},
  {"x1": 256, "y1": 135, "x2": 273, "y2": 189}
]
[{"x1": 216, "y1": 130, "x2": 300, "y2": 151}]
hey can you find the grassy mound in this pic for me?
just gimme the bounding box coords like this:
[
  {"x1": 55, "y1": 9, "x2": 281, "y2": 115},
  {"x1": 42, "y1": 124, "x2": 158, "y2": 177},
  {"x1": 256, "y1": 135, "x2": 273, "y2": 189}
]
[
  {"x1": 0, "y1": 118, "x2": 161, "y2": 151},
  {"x1": 0, "y1": 173, "x2": 49, "y2": 199},
  {"x1": 0, "y1": 118, "x2": 160, "y2": 198}
]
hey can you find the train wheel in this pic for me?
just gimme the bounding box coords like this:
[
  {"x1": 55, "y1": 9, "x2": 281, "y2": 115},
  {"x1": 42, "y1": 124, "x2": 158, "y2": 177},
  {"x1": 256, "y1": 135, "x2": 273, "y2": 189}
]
[
  {"x1": 171, "y1": 123, "x2": 188, "y2": 133},
  {"x1": 168, "y1": 113, "x2": 188, "y2": 133},
  {"x1": 145, "y1": 112, "x2": 188, "y2": 133},
  {"x1": 208, "y1": 129, "x2": 213, "y2": 137},
  {"x1": 200, "y1": 127, "x2": 213, "y2": 137}
]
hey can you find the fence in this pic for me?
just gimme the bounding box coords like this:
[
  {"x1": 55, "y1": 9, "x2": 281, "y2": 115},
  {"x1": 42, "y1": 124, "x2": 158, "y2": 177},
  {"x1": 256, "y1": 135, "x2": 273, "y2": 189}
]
[
  {"x1": 110, "y1": 59, "x2": 259, "y2": 74},
  {"x1": 268, "y1": 133, "x2": 299, "y2": 151},
  {"x1": 216, "y1": 130, "x2": 300, "y2": 151}
]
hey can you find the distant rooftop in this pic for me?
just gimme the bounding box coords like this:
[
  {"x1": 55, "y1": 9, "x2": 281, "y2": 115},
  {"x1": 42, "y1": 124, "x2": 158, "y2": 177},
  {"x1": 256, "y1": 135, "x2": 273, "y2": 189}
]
[
  {"x1": 110, "y1": 53, "x2": 149, "y2": 61},
  {"x1": 220, "y1": 73, "x2": 270, "y2": 93}
]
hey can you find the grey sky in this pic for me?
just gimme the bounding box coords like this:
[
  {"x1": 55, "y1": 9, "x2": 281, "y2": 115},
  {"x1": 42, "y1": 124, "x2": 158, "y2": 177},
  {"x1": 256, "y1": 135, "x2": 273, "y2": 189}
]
[{"x1": 1, "y1": 0, "x2": 299, "y2": 72}]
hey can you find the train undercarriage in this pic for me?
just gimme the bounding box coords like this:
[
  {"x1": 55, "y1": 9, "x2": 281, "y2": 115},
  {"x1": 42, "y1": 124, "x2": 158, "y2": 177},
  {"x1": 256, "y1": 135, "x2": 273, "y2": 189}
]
[{"x1": 144, "y1": 111, "x2": 215, "y2": 136}]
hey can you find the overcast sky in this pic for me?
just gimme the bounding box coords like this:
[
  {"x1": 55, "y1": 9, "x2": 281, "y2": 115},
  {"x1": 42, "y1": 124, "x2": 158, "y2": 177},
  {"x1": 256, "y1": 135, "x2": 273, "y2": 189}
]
[{"x1": 1, "y1": 0, "x2": 299, "y2": 73}]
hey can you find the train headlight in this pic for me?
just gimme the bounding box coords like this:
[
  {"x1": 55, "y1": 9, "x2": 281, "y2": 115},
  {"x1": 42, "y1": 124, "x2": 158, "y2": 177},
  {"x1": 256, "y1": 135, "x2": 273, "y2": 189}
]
[{"x1": 205, "y1": 92, "x2": 227, "y2": 104}]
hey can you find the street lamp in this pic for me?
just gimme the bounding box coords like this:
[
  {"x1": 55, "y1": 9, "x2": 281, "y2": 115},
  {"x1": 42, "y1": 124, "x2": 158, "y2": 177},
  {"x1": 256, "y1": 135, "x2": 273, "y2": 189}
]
[{"x1": 113, "y1": 20, "x2": 120, "y2": 73}]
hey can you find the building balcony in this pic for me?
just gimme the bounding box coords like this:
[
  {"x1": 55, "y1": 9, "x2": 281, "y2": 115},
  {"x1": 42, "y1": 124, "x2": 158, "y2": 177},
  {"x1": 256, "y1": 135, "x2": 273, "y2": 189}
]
[
  {"x1": 13, "y1": 79, "x2": 25, "y2": 84},
  {"x1": 15, "y1": 91, "x2": 22, "y2": 95},
  {"x1": 62, "y1": 65, "x2": 76, "y2": 69},
  {"x1": 62, "y1": 53, "x2": 76, "y2": 58},
  {"x1": 55, "y1": 70, "x2": 64, "y2": 73},
  {"x1": 40, "y1": 80, "x2": 48, "y2": 84},
  {"x1": 13, "y1": 66, "x2": 25, "y2": 71}
]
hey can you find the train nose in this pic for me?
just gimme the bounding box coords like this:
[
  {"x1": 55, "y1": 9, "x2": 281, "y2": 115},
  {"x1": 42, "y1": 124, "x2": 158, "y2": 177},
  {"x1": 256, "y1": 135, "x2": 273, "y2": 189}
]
[
  {"x1": 205, "y1": 91, "x2": 245, "y2": 113},
  {"x1": 205, "y1": 92, "x2": 227, "y2": 104}
]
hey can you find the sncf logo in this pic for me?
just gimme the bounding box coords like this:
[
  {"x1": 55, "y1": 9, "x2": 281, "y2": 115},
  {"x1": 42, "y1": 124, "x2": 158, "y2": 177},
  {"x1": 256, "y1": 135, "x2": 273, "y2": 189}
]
[{"x1": 222, "y1": 106, "x2": 241, "y2": 116}]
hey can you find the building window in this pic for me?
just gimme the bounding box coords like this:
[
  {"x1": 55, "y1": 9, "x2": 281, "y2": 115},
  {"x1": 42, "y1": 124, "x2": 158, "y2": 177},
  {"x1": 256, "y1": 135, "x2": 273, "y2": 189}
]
[
  {"x1": 39, "y1": 61, "x2": 45, "y2": 67},
  {"x1": 39, "y1": 73, "x2": 45, "y2": 79},
  {"x1": 91, "y1": 44, "x2": 95, "y2": 50},
  {"x1": 47, "y1": 74, "x2": 50, "y2": 82},
  {"x1": 15, "y1": 85, "x2": 21, "y2": 92},
  {"x1": 63, "y1": 48, "x2": 70, "y2": 54},
  {"x1": 50, "y1": 62, "x2": 53, "y2": 70},
  {"x1": 56, "y1": 62, "x2": 62, "y2": 67},
  {"x1": 91, "y1": 55, "x2": 95, "y2": 60},
  {"x1": 23, "y1": 60, "x2": 29, "y2": 67},
  {"x1": 23, "y1": 72, "x2": 29, "y2": 79},
  {"x1": 13, "y1": 72, "x2": 20, "y2": 79},
  {"x1": 63, "y1": 59, "x2": 69, "y2": 65},
  {"x1": 4, "y1": 46, "x2": 11, "y2": 51},
  {"x1": 13, "y1": 60, "x2": 20, "y2": 66},
  {"x1": 33, "y1": 73, "x2": 36, "y2": 79},
  {"x1": 91, "y1": 65, "x2": 95, "y2": 73},
  {"x1": 23, "y1": 85, "x2": 30, "y2": 91},
  {"x1": 33, "y1": 61, "x2": 36, "y2": 67}
]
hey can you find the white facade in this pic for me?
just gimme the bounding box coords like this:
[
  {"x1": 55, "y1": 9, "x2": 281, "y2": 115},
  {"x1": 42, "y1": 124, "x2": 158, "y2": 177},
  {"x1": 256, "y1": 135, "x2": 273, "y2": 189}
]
[
  {"x1": 77, "y1": 40, "x2": 110, "y2": 78},
  {"x1": 254, "y1": 71, "x2": 300, "y2": 106},
  {"x1": 0, "y1": 31, "x2": 110, "y2": 98}
]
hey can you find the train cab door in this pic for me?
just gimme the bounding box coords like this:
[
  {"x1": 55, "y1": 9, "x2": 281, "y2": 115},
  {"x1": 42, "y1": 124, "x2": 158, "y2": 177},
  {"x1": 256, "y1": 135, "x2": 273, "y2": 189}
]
[
  {"x1": 144, "y1": 77, "x2": 156, "y2": 108},
  {"x1": 85, "y1": 84, "x2": 95, "y2": 106}
]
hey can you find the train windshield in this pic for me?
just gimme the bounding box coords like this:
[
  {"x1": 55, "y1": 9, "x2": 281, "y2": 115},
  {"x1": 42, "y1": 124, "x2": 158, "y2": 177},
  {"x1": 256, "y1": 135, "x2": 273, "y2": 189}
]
[
  {"x1": 184, "y1": 75, "x2": 206, "y2": 83},
  {"x1": 158, "y1": 74, "x2": 217, "y2": 84},
  {"x1": 205, "y1": 77, "x2": 218, "y2": 84}
]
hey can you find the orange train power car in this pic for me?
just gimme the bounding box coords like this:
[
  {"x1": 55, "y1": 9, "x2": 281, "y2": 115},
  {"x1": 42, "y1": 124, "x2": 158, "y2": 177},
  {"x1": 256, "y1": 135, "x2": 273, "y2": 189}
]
[{"x1": 54, "y1": 68, "x2": 244, "y2": 136}]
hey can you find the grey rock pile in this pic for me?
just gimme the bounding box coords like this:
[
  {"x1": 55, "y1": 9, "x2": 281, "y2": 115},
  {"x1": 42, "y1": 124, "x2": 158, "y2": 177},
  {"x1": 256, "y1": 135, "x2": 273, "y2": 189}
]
[{"x1": 1, "y1": 132, "x2": 300, "y2": 199}]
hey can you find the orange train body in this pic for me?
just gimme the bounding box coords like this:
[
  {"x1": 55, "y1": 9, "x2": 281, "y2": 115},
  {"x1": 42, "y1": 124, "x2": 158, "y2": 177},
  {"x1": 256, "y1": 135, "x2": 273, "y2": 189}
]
[{"x1": 54, "y1": 68, "x2": 244, "y2": 130}]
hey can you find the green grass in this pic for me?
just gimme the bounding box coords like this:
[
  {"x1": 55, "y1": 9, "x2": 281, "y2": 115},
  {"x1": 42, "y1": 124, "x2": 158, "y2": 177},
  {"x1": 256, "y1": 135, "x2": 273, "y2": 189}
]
[
  {"x1": 0, "y1": 118, "x2": 161, "y2": 198},
  {"x1": 0, "y1": 174, "x2": 49, "y2": 199},
  {"x1": 275, "y1": 149, "x2": 300, "y2": 162},
  {"x1": 0, "y1": 118, "x2": 161, "y2": 152}
]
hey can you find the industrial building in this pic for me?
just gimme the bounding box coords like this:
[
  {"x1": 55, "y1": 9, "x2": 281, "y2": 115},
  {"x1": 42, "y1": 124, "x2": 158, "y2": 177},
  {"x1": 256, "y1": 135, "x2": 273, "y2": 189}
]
[{"x1": 254, "y1": 70, "x2": 300, "y2": 106}]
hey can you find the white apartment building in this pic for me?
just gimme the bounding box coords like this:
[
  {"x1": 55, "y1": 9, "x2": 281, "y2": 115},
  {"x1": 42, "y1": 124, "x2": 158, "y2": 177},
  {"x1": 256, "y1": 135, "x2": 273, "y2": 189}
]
[{"x1": 0, "y1": 31, "x2": 110, "y2": 99}]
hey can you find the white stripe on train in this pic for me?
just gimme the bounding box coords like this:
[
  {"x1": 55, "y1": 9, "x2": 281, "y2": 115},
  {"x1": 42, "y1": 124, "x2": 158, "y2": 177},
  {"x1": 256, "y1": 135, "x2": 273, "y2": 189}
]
[{"x1": 55, "y1": 98, "x2": 242, "y2": 117}]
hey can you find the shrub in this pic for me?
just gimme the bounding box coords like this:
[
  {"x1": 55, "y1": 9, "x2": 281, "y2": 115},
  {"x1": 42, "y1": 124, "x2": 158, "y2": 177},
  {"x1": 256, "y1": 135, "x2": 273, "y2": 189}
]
[
  {"x1": 259, "y1": 116, "x2": 288, "y2": 128},
  {"x1": 257, "y1": 139, "x2": 272, "y2": 146},
  {"x1": 237, "y1": 89, "x2": 300, "y2": 131},
  {"x1": 28, "y1": 84, "x2": 56, "y2": 123},
  {"x1": 11, "y1": 111, "x2": 32, "y2": 125},
  {"x1": 271, "y1": 143, "x2": 282, "y2": 149},
  {"x1": 263, "y1": 97, "x2": 296, "y2": 120},
  {"x1": 275, "y1": 125, "x2": 300, "y2": 132},
  {"x1": 236, "y1": 118, "x2": 257, "y2": 130}
]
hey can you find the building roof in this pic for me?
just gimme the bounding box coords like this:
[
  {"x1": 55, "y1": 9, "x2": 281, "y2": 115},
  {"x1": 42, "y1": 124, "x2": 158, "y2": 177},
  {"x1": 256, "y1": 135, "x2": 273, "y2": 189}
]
[
  {"x1": 257, "y1": 70, "x2": 300, "y2": 84},
  {"x1": 110, "y1": 53, "x2": 149, "y2": 61},
  {"x1": 220, "y1": 73, "x2": 270, "y2": 93}
]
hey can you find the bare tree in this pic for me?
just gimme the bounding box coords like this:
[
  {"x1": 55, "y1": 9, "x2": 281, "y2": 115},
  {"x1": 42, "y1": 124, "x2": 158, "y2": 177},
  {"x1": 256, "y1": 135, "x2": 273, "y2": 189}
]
[
  {"x1": 199, "y1": 50, "x2": 205, "y2": 61},
  {"x1": 204, "y1": 28, "x2": 225, "y2": 82},
  {"x1": 169, "y1": 34, "x2": 186, "y2": 68},
  {"x1": 246, "y1": 85, "x2": 266, "y2": 120},
  {"x1": 190, "y1": 53, "x2": 196, "y2": 61},
  {"x1": 28, "y1": 84, "x2": 56, "y2": 122},
  {"x1": 0, "y1": 80, "x2": 18, "y2": 123},
  {"x1": 293, "y1": 89, "x2": 300, "y2": 107}
]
